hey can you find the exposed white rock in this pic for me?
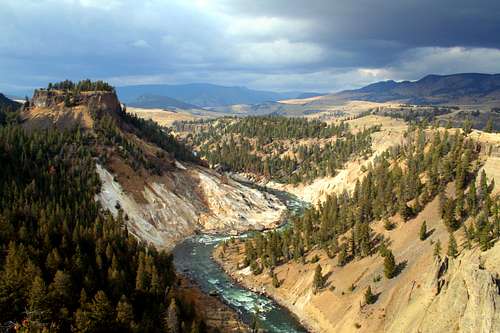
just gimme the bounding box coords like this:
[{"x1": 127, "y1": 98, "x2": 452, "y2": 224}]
[{"x1": 95, "y1": 163, "x2": 286, "y2": 250}]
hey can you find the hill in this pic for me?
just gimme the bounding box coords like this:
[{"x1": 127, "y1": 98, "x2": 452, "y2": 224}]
[
  {"x1": 19, "y1": 83, "x2": 285, "y2": 250},
  {"x1": 0, "y1": 80, "x2": 289, "y2": 331},
  {"x1": 116, "y1": 83, "x2": 316, "y2": 107},
  {"x1": 215, "y1": 118, "x2": 500, "y2": 333},
  {"x1": 0, "y1": 93, "x2": 21, "y2": 109},
  {"x1": 0, "y1": 93, "x2": 22, "y2": 124},
  {"x1": 127, "y1": 94, "x2": 201, "y2": 110},
  {"x1": 326, "y1": 73, "x2": 500, "y2": 105}
]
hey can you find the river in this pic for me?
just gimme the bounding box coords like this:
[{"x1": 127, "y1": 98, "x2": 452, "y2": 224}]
[{"x1": 173, "y1": 190, "x2": 308, "y2": 333}]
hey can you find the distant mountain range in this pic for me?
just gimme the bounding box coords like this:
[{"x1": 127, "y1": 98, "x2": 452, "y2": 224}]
[
  {"x1": 116, "y1": 83, "x2": 320, "y2": 108},
  {"x1": 330, "y1": 73, "x2": 500, "y2": 105}
]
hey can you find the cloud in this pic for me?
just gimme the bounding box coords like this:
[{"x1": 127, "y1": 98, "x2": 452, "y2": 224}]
[
  {"x1": 389, "y1": 47, "x2": 500, "y2": 79},
  {"x1": 131, "y1": 40, "x2": 150, "y2": 48},
  {"x1": 235, "y1": 40, "x2": 325, "y2": 67},
  {"x1": 0, "y1": 0, "x2": 500, "y2": 94},
  {"x1": 78, "y1": 0, "x2": 122, "y2": 10}
]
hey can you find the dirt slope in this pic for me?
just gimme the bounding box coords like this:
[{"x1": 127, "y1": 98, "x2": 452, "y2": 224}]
[
  {"x1": 268, "y1": 116, "x2": 407, "y2": 205},
  {"x1": 217, "y1": 189, "x2": 500, "y2": 333},
  {"x1": 217, "y1": 123, "x2": 500, "y2": 333}
]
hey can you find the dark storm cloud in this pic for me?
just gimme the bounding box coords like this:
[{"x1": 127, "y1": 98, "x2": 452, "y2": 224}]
[
  {"x1": 220, "y1": 0, "x2": 500, "y2": 48},
  {"x1": 1, "y1": 0, "x2": 500, "y2": 94}
]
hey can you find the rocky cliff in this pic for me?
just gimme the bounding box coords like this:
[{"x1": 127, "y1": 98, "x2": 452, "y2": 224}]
[
  {"x1": 31, "y1": 88, "x2": 121, "y2": 112},
  {"x1": 96, "y1": 162, "x2": 285, "y2": 250},
  {"x1": 22, "y1": 89, "x2": 121, "y2": 130},
  {"x1": 22, "y1": 87, "x2": 286, "y2": 250}
]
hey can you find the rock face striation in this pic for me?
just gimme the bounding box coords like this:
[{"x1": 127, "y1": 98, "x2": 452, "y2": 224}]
[
  {"x1": 21, "y1": 89, "x2": 122, "y2": 130},
  {"x1": 414, "y1": 252, "x2": 500, "y2": 333},
  {"x1": 96, "y1": 162, "x2": 285, "y2": 250},
  {"x1": 31, "y1": 88, "x2": 121, "y2": 112}
]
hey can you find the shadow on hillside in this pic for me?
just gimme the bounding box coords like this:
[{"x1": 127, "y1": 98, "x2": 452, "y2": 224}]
[
  {"x1": 423, "y1": 228, "x2": 436, "y2": 240},
  {"x1": 228, "y1": 173, "x2": 310, "y2": 212},
  {"x1": 323, "y1": 271, "x2": 333, "y2": 288},
  {"x1": 395, "y1": 260, "x2": 408, "y2": 277}
]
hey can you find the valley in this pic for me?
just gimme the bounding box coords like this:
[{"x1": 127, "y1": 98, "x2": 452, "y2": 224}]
[
  {"x1": 1, "y1": 78, "x2": 499, "y2": 333},
  {"x1": 4, "y1": 2, "x2": 500, "y2": 332},
  {"x1": 131, "y1": 78, "x2": 500, "y2": 332}
]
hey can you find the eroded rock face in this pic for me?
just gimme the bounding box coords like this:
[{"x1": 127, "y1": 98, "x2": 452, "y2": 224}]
[
  {"x1": 415, "y1": 252, "x2": 500, "y2": 333},
  {"x1": 32, "y1": 89, "x2": 65, "y2": 108},
  {"x1": 31, "y1": 89, "x2": 121, "y2": 114},
  {"x1": 22, "y1": 89, "x2": 123, "y2": 130},
  {"x1": 95, "y1": 162, "x2": 286, "y2": 250},
  {"x1": 384, "y1": 246, "x2": 500, "y2": 333}
]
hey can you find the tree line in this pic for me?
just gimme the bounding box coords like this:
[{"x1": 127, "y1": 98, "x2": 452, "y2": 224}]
[
  {"x1": 178, "y1": 116, "x2": 380, "y2": 184},
  {"x1": 47, "y1": 80, "x2": 115, "y2": 93},
  {"x1": 224, "y1": 115, "x2": 349, "y2": 140}
]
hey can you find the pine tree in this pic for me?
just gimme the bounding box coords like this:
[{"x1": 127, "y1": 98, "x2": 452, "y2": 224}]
[
  {"x1": 313, "y1": 264, "x2": 324, "y2": 293},
  {"x1": 135, "y1": 254, "x2": 148, "y2": 291},
  {"x1": 462, "y1": 224, "x2": 472, "y2": 250},
  {"x1": 433, "y1": 239, "x2": 442, "y2": 259},
  {"x1": 64, "y1": 94, "x2": 71, "y2": 107},
  {"x1": 150, "y1": 265, "x2": 161, "y2": 295},
  {"x1": 398, "y1": 193, "x2": 411, "y2": 221},
  {"x1": 27, "y1": 276, "x2": 49, "y2": 323},
  {"x1": 337, "y1": 243, "x2": 348, "y2": 266},
  {"x1": 485, "y1": 118, "x2": 494, "y2": 133},
  {"x1": 478, "y1": 226, "x2": 492, "y2": 251},
  {"x1": 250, "y1": 260, "x2": 262, "y2": 275},
  {"x1": 383, "y1": 250, "x2": 396, "y2": 279},
  {"x1": 384, "y1": 218, "x2": 395, "y2": 231},
  {"x1": 467, "y1": 181, "x2": 478, "y2": 214},
  {"x1": 74, "y1": 308, "x2": 91, "y2": 332},
  {"x1": 419, "y1": 221, "x2": 427, "y2": 241},
  {"x1": 447, "y1": 232, "x2": 458, "y2": 258},
  {"x1": 116, "y1": 295, "x2": 134, "y2": 328},
  {"x1": 272, "y1": 272, "x2": 280, "y2": 288},
  {"x1": 88, "y1": 290, "x2": 114, "y2": 327},
  {"x1": 463, "y1": 119, "x2": 472, "y2": 135},
  {"x1": 479, "y1": 170, "x2": 488, "y2": 201},
  {"x1": 0, "y1": 243, "x2": 33, "y2": 321},
  {"x1": 165, "y1": 298, "x2": 180, "y2": 333},
  {"x1": 48, "y1": 270, "x2": 72, "y2": 306},
  {"x1": 364, "y1": 285, "x2": 377, "y2": 304}
]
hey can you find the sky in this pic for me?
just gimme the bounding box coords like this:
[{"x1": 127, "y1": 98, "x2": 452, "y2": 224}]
[{"x1": 2, "y1": 0, "x2": 500, "y2": 95}]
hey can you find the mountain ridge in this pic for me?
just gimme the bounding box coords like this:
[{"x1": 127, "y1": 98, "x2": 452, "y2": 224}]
[
  {"x1": 117, "y1": 82, "x2": 320, "y2": 108},
  {"x1": 331, "y1": 73, "x2": 500, "y2": 105}
]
